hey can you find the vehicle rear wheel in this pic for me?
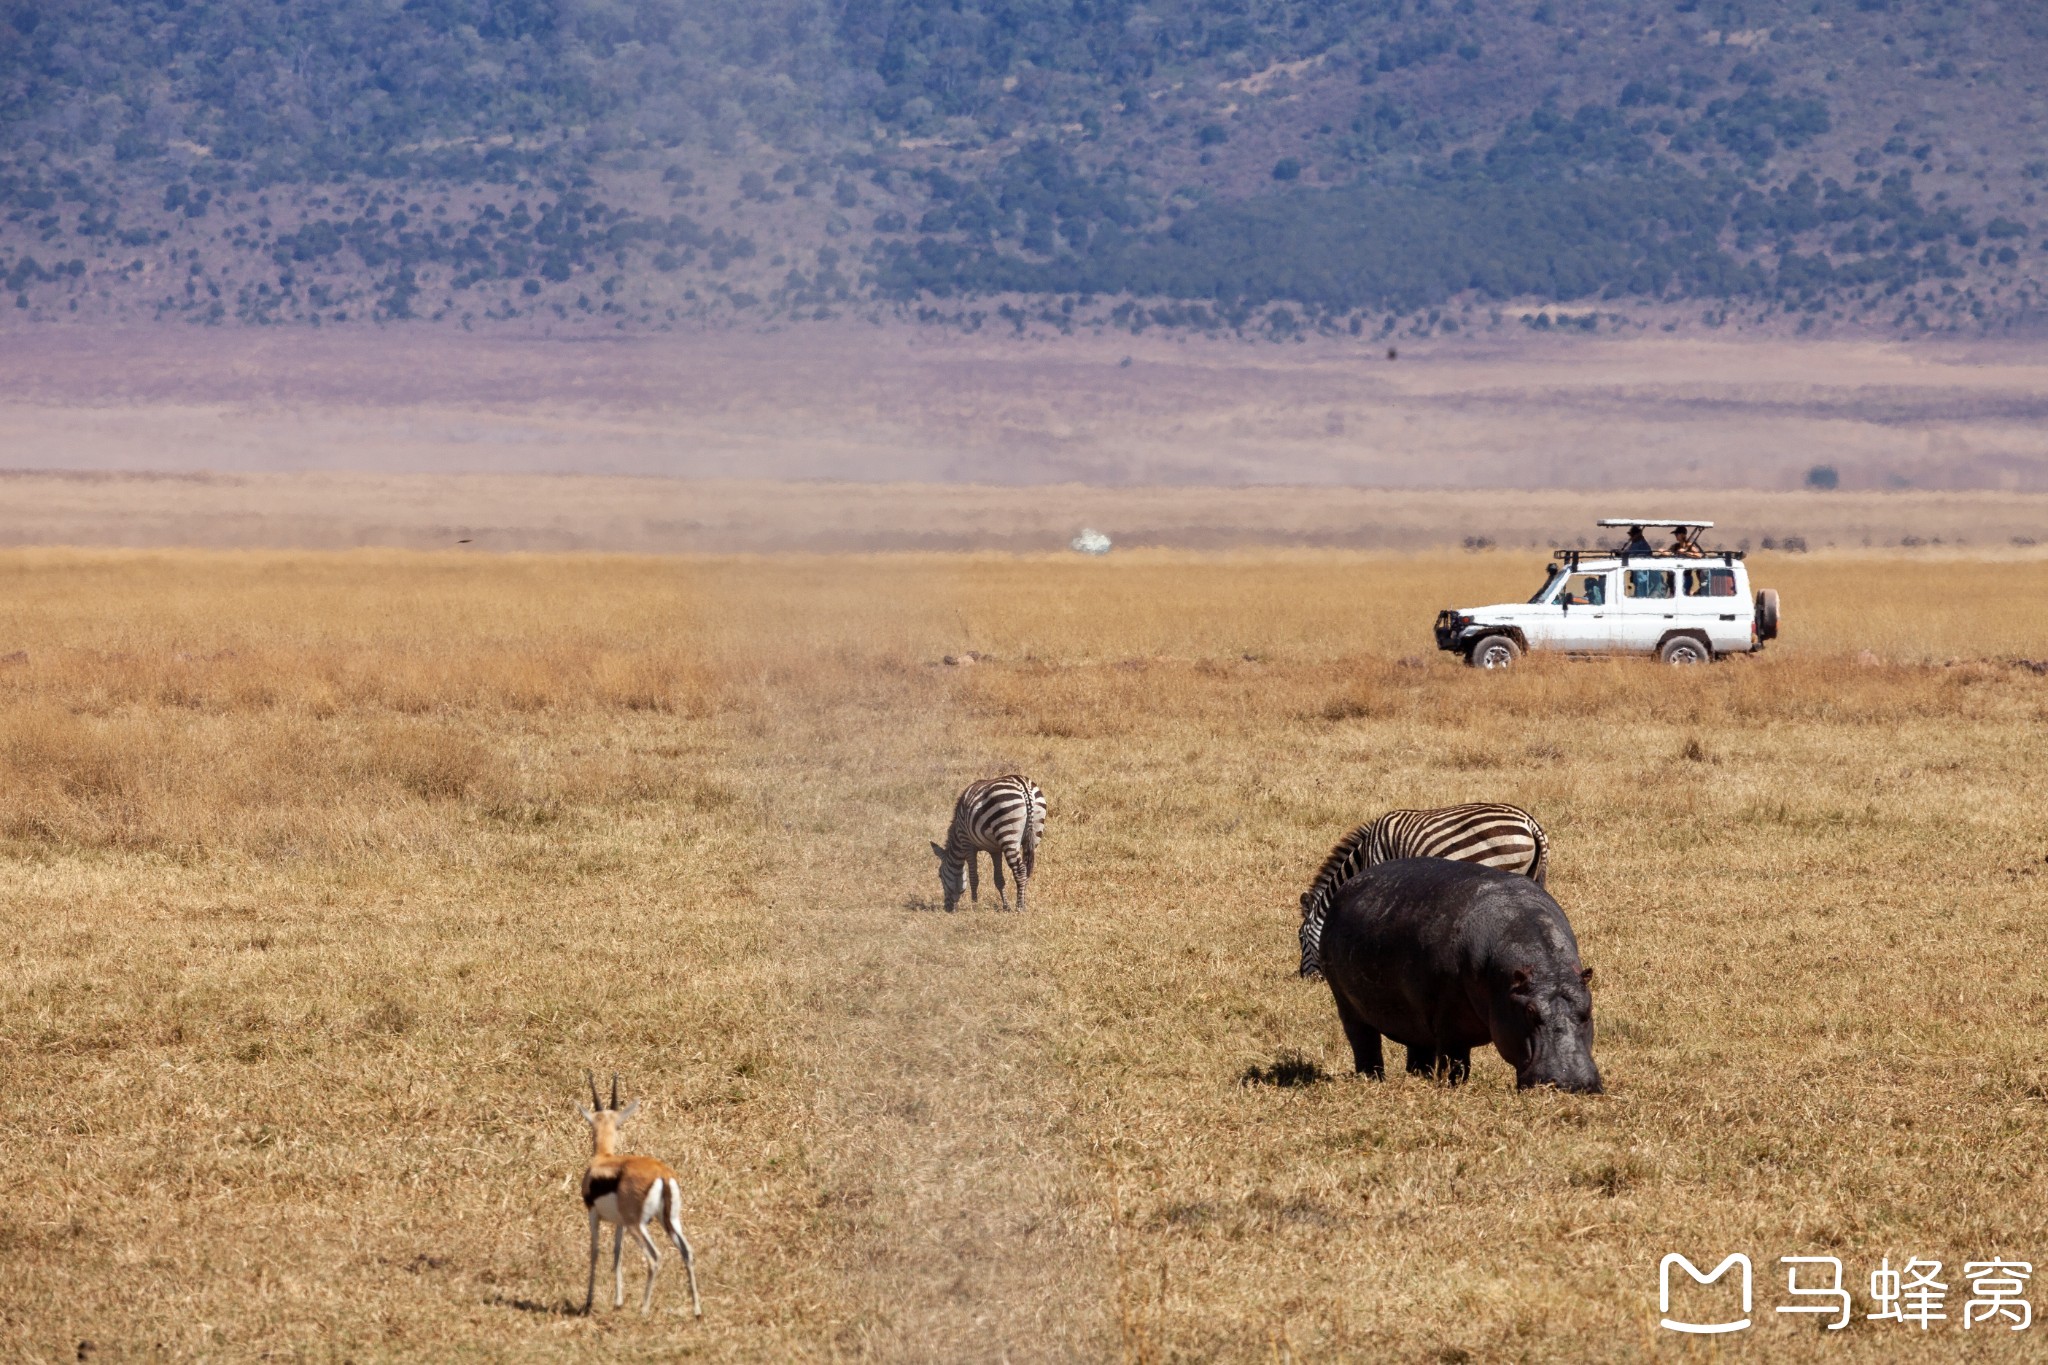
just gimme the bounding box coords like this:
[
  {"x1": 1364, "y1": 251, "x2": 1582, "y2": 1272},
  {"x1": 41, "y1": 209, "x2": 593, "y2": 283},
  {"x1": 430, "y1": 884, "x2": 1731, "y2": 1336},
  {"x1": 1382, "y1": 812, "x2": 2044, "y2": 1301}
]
[
  {"x1": 1755, "y1": 588, "x2": 1780, "y2": 641},
  {"x1": 1466, "y1": 634, "x2": 1522, "y2": 670},
  {"x1": 1659, "y1": 634, "x2": 1712, "y2": 666}
]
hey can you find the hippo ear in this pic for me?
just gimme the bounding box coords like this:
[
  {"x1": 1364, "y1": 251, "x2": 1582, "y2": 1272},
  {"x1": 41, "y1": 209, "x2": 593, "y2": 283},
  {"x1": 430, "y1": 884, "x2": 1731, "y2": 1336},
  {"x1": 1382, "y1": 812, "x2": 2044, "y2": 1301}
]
[
  {"x1": 1508, "y1": 966, "x2": 1533, "y2": 997},
  {"x1": 1580, "y1": 966, "x2": 1595, "y2": 987}
]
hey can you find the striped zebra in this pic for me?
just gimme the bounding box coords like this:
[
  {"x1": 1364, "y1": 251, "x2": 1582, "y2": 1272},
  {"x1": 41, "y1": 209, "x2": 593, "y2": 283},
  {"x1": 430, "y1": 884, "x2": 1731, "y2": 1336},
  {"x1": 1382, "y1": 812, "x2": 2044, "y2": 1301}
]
[
  {"x1": 1296, "y1": 803, "x2": 1547, "y2": 979},
  {"x1": 931, "y1": 774, "x2": 1046, "y2": 912}
]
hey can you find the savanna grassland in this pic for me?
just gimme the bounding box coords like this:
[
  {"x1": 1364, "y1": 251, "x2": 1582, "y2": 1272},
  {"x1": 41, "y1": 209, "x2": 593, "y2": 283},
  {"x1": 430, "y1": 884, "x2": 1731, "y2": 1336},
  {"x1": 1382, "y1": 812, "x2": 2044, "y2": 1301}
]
[{"x1": 4, "y1": 547, "x2": 2048, "y2": 1363}]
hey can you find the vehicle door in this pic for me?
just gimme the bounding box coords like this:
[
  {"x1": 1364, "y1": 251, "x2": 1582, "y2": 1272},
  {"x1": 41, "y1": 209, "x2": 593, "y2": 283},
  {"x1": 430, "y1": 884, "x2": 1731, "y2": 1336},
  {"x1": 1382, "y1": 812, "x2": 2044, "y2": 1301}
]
[
  {"x1": 1615, "y1": 565, "x2": 1679, "y2": 653},
  {"x1": 1678, "y1": 565, "x2": 1743, "y2": 651},
  {"x1": 1552, "y1": 569, "x2": 1616, "y2": 650}
]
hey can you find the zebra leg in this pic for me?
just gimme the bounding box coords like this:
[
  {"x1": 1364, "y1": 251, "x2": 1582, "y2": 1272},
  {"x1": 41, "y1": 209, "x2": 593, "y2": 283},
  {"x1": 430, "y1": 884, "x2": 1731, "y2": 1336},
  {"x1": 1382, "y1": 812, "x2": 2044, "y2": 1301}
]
[
  {"x1": 1331, "y1": 991, "x2": 1384, "y2": 1079},
  {"x1": 1006, "y1": 848, "x2": 1027, "y2": 912},
  {"x1": 990, "y1": 850, "x2": 1007, "y2": 907},
  {"x1": 967, "y1": 851, "x2": 980, "y2": 905}
]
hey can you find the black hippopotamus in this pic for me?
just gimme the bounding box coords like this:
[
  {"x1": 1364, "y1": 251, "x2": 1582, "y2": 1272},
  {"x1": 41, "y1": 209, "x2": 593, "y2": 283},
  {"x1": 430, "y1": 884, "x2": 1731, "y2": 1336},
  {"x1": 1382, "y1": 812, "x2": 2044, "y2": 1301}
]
[{"x1": 1318, "y1": 857, "x2": 1601, "y2": 1093}]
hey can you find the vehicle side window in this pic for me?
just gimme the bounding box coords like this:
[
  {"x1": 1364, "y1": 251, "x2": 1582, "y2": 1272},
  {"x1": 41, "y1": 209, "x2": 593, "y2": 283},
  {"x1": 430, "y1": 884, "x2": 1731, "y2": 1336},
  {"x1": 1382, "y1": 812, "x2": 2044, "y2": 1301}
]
[
  {"x1": 1683, "y1": 568, "x2": 1737, "y2": 597},
  {"x1": 1624, "y1": 569, "x2": 1675, "y2": 600},
  {"x1": 1560, "y1": 572, "x2": 1607, "y2": 605}
]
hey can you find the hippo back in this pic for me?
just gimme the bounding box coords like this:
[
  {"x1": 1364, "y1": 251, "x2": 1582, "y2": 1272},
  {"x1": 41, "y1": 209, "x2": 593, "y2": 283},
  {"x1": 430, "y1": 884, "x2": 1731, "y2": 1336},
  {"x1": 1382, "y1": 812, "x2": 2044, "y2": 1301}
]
[{"x1": 1319, "y1": 857, "x2": 1583, "y2": 988}]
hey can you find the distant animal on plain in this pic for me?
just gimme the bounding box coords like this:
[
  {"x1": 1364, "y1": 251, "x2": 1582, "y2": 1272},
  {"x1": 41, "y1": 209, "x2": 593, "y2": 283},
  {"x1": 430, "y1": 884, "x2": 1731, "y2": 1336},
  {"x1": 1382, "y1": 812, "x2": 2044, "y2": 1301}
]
[
  {"x1": 1297, "y1": 802, "x2": 1547, "y2": 979},
  {"x1": 1318, "y1": 858, "x2": 1600, "y2": 1093},
  {"x1": 931, "y1": 774, "x2": 1046, "y2": 911},
  {"x1": 577, "y1": 1072, "x2": 702, "y2": 1317}
]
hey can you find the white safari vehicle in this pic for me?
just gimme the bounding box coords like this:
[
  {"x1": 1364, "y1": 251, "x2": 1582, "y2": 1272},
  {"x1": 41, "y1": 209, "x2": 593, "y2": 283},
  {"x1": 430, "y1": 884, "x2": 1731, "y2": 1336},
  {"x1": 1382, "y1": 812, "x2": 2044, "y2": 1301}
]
[{"x1": 1434, "y1": 519, "x2": 1781, "y2": 668}]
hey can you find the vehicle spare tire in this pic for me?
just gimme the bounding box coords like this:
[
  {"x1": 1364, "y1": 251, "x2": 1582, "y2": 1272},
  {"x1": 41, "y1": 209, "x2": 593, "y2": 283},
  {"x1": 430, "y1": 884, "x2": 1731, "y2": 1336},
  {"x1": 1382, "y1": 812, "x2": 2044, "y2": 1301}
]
[{"x1": 1755, "y1": 588, "x2": 1780, "y2": 641}]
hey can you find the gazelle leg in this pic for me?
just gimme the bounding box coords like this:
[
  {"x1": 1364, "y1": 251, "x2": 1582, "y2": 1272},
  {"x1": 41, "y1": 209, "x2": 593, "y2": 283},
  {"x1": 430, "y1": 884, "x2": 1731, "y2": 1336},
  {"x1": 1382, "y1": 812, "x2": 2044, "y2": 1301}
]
[
  {"x1": 613, "y1": 1222, "x2": 626, "y2": 1307},
  {"x1": 585, "y1": 1210, "x2": 601, "y2": 1314},
  {"x1": 668, "y1": 1222, "x2": 702, "y2": 1318},
  {"x1": 662, "y1": 1180, "x2": 703, "y2": 1319},
  {"x1": 634, "y1": 1222, "x2": 663, "y2": 1313}
]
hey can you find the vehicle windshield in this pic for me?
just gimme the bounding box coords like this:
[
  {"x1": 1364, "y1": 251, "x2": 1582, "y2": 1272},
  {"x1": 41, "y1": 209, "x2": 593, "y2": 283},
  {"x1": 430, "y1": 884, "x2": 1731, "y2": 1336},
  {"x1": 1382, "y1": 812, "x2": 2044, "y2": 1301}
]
[{"x1": 1529, "y1": 565, "x2": 1562, "y2": 604}]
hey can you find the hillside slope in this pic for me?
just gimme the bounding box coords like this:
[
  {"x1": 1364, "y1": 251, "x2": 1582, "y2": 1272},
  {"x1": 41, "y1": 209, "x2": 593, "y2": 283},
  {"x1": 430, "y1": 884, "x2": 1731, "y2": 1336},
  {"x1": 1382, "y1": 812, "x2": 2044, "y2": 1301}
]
[{"x1": 2, "y1": 0, "x2": 2045, "y2": 338}]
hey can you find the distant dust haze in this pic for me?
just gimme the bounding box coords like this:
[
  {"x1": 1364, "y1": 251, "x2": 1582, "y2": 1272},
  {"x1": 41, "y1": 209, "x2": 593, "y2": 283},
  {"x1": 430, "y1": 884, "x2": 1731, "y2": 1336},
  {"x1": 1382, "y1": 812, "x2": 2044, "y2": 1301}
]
[{"x1": 2, "y1": 327, "x2": 2046, "y2": 550}]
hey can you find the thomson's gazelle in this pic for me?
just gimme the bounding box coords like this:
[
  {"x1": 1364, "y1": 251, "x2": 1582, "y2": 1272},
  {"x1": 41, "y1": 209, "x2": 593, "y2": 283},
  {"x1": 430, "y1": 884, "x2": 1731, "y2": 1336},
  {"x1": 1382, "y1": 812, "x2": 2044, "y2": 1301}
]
[{"x1": 577, "y1": 1072, "x2": 702, "y2": 1317}]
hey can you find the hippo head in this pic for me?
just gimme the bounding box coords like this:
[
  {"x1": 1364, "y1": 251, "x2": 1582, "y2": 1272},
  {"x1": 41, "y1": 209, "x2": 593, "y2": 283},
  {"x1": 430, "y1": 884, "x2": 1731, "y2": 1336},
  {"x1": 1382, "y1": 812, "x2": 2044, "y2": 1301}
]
[{"x1": 1498, "y1": 964, "x2": 1602, "y2": 1094}]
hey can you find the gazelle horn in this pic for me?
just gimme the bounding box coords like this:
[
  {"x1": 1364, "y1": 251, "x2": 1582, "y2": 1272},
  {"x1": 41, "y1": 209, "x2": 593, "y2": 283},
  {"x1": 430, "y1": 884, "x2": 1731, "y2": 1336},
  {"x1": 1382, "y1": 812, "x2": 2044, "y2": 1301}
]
[
  {"x1": 587, "y1": 1070, "x2": 602, "y2": 1111},
  {"x1": 610, "y1": 1073, "x2": 620, "y2": 1110}
]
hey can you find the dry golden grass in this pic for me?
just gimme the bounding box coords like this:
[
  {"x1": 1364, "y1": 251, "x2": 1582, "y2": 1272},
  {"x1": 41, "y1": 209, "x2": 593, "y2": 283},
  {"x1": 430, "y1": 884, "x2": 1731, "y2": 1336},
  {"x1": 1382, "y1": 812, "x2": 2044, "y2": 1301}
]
[{"x1": 3, "y1": 546, "x2": 2047, "y2": 1361}]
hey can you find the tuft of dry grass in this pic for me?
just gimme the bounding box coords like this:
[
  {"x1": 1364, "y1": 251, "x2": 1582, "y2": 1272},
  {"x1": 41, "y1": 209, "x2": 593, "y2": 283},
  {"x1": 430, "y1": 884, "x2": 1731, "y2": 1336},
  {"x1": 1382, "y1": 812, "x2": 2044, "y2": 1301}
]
[{"x1": 2, "y1": 547, "x2": 2046, "y2": 1361}]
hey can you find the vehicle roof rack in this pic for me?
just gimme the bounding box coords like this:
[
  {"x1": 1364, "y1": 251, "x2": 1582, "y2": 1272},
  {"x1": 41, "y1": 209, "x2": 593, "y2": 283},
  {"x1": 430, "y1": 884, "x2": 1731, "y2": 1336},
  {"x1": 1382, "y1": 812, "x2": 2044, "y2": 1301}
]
[
  {"x1": 1597, "y1": 517, "x2": 1714, "y2": 529},
  {"x1": 1548, "y1": 547, "x2": 1745, "y2": 566}
]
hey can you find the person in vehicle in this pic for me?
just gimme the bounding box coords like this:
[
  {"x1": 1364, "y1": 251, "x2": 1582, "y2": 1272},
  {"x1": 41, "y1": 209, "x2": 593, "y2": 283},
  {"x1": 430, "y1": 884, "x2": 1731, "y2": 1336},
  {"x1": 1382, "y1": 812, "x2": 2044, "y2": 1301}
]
[
  {"x1": 1669, "y1": 525, "x2": 1705, "y2": 557},
  {"x1": 1621, "y1": 525, "x2": 1653, "y2": 555},
  {"x1": 1559, "y1": 573, "x2": 1605, "y2": 606},
  {"x1": 1628, "y1": 569, "x2": 1674, "y2": 599}
]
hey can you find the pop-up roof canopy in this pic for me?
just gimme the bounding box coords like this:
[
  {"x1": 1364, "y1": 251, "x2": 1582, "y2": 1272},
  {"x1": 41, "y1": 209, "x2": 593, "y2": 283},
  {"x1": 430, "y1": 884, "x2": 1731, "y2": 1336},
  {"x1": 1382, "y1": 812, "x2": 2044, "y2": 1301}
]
[{"x1": 1597, "y1": 518, "x2": 1715, "y2": 529}]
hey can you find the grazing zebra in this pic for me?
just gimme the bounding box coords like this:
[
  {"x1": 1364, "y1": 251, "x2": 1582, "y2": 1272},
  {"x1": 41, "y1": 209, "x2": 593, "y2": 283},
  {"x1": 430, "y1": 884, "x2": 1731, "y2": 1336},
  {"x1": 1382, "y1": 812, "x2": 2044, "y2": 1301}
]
[
  {"x1": 931, "y1": 774, "x2": 1046, "y2": 912},
  {"x1": 1296, "y1": 803, "x2": 1547, "y2": 979}
]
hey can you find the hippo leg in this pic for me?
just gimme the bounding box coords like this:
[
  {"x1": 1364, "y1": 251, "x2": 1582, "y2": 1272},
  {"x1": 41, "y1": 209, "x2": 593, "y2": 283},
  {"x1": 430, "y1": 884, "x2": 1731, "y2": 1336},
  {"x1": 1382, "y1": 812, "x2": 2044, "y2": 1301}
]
[
  {"x1": 1331, "y1": 992, "x2": 1384, "y2": 1079},
  {"x1": 1406, "y1": 1045, "x2": 1472, "y2": 1085}
]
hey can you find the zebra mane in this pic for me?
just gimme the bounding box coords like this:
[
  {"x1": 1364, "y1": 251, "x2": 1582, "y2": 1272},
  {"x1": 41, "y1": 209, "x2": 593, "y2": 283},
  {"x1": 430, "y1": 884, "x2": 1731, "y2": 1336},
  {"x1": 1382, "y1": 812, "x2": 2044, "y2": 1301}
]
[{"x1": 1300, "y1": 820, "x2": 1379, "y2": 919}]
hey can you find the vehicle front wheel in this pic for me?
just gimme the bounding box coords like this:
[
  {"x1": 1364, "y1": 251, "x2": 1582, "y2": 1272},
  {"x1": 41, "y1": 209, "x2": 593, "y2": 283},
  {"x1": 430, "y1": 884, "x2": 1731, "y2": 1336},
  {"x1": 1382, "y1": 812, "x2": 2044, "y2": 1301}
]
[
  {"x1": 1659, "y1": 635, "x2": 1713, "y2": 666},
  {"x1": 1466, "y1": 634, "x2": 1523, "y2": 670}
]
